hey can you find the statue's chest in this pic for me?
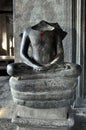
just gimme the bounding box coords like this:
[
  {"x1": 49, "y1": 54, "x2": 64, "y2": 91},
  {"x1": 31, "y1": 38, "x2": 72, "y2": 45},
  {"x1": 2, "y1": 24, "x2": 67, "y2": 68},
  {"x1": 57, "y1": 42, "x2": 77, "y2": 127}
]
[
  {"x1": 28, "y1": 30, "x2": 56, "y2": 64},
  {"x1": 29, "y1": 30, "x2": 55, "y2": 47}
]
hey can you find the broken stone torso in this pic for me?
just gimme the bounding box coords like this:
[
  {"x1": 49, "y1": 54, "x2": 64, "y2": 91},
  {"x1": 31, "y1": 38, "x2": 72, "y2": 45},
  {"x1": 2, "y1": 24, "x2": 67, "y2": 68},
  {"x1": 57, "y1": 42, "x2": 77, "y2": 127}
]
[
  {"x1": 20, "y1": 21, "x2": 67, "y2": 70},
  {"x1": 7, "y1": 21, "x2": 68, "y2": 76},
  {"x1": 27, "y1": 27, "x2": 57, "y2": 64}
]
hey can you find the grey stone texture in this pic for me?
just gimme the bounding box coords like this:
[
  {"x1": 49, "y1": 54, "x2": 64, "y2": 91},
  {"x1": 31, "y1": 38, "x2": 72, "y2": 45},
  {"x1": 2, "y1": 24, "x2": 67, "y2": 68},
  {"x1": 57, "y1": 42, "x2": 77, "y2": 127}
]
[
  {"x1": 12, "y1": 105, "x2": 74, "y2": 130},
  {"x1": 9, "y1": 1, "x2": 81, "y2": 130},
  {"x1": 0, "y1": 76, "x2": 73, "y2": 130},
  {"x1": 9, "y1": 63, "x2": 81, "y2": 108},
  {"x1": 8, "y1": 62, "x2": 81, "y2": 129},
  {"x1": 0, "y1": 76, "x2": 16, "y2": 130},
  {"x1": 16, "y1": 127, "x2": 70, "y2": 130},
  {"x1": 14, "y1": 0, "x2": 73, "y2": 62},
  {"x1": 0, "y1": 76, "x2": 11, "y2": 107}
]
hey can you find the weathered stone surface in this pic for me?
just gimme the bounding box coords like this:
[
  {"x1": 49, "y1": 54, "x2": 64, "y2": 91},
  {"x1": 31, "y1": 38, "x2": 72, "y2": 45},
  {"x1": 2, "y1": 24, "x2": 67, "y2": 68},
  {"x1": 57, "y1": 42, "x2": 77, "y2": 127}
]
[
  {"x1": 12, "y1": 98, "x2": 74, "y2": 108},
  {"x1": 16, "y1": 126, "x2": 70, "y2": 130},
  {"x1": 0, "y1": 76, "x2": 16, "y2": 130},
  {"x1": 0, "y1": 76, "x2": 12, "y2": 107},
  {"x1": 13, "y1": 117, "x2": 74, "y2": 129},
  {"x1": 9, "y1": 62, "x2": 81, "y2": 108},
  {"x1": 0, "y1": 105, "x2": 17, "y2": 130},
  {"x1": 10, "y1": 77, "x2": 77, "y2": 92},
  {"x1": 8, "y1": 62, "x2": 81, "y2": 77},
  {"x1": 12, "y1": 105, "x2": 74, "y2": 130},
  {"x1": 0, "y1": 104, "x2": 17, "y2": 119},
  {"x1": 14, "y1": 105, "x2": 68, "y2": 119},
  {"x1": 11, "y1": 88, "x2": 75, "y2": 100},
  {"x1": 14, "y1": 0, "x2": 73, "y2": 62}
]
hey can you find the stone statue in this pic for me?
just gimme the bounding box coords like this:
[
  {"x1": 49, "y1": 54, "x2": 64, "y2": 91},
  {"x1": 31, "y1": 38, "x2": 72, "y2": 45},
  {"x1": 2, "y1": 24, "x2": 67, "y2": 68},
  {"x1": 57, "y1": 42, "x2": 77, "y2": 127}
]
[
  {"x1": 20, "y1": 20, "x2": 67, "y2": 71},
  {"x1": 7, "y1": 20, "x2": 67, "y2": 75},
  {"x1": 7, "y1": 20, "x2": 81, "y2": 130}
]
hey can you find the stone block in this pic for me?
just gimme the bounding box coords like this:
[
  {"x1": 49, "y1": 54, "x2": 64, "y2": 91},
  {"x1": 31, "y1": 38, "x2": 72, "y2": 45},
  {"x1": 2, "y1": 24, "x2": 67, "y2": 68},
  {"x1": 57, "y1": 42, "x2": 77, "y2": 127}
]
[{"x1": 12, "y1": 105, "x2": 74, "y2": 130}]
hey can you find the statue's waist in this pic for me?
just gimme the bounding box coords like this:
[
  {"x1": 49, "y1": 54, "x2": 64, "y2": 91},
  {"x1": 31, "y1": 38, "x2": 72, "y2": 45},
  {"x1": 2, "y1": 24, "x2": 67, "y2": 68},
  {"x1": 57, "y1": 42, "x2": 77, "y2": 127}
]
[{"x1": 33, "y1": 55, "x2": 52, "y2": 64}]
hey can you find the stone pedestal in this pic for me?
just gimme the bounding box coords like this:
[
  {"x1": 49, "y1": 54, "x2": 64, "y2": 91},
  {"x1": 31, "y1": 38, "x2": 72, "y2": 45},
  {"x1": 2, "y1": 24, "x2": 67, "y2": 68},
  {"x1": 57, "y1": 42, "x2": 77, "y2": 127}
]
[
  {"x1": 8, "y1": 63, "x2": 81, "y2": 130},
  {"x1": 12, "y1": 105, "x2": 74, "y2": 130}
]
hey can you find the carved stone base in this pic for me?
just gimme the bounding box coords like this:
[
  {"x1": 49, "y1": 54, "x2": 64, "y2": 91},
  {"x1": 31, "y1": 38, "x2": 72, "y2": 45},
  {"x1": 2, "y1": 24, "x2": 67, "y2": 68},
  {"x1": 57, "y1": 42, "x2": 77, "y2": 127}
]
[
  {"x1": 16, "y1": 125, "x2": 72, "y2": 130},
  {"x1": 8, "y1": 62, "x2": 81, "y2": 130},
  {"x1": 9, "y1": 63, "x2": 81, "y2": 108},
  {"x1": 12, "y1": 105, "x2": 74, "y2": 130}
]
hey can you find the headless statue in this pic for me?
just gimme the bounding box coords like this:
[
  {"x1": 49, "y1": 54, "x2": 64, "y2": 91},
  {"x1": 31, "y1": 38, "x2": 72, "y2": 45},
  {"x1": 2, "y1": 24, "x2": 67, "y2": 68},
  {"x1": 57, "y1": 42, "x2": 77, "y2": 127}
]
[{"x1": 7, "y1": 20, "x2": 67, "y2": 76}]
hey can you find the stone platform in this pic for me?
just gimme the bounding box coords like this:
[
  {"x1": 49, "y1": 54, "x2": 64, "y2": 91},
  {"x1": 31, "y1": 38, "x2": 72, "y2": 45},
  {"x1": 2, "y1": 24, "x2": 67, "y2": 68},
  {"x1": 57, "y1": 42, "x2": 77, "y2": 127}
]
[
  {"x1": 7, "y1": 62, "x2": 81, "y2": 130},
  {"x1": 12, "y1": 105, "x2": 74, "y2": 130},
  {"x1": 9, "y1": 63, "x2": 81, "y2": 109}
]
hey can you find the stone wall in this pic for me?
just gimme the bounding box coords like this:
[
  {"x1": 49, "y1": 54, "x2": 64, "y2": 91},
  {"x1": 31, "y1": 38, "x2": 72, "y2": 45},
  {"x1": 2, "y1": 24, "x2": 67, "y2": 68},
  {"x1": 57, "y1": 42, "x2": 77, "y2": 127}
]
[{"x1": 13, "y1": 0, "x2": 73, "y2": 62}]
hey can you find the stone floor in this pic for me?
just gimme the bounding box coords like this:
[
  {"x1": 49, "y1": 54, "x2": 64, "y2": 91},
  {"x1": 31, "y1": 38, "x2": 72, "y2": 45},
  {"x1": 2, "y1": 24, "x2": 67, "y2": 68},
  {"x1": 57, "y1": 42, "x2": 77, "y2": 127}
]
[{"x1": 0, "y1": 76, "x2": 16, "y2": 130}]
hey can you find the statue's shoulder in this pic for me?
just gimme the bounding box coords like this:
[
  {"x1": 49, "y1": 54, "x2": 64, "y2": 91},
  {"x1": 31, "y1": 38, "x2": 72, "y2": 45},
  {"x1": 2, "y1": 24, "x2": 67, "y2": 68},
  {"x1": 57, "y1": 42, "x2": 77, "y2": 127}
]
[
  {"x1": 51, "y1": 23, "x2": 67, "y2": 40},
  {"x1": 19, "y1": 27, "x2": 31, "y2": 38}
]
